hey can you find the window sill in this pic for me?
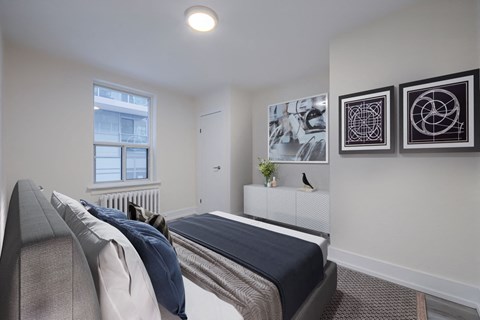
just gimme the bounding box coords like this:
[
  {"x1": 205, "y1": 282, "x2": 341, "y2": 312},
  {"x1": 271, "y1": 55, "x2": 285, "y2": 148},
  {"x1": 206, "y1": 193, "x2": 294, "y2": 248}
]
[{"x1": 87, "y1": 180, "x2": 161, "y2": 195}]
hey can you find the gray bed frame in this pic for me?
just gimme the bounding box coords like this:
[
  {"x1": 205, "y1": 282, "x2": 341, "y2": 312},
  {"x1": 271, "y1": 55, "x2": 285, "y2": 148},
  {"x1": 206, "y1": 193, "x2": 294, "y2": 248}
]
[
  {"x1": 0, "y1": 180, "x2": 336, "y2": 320},
  {"x1": 0, "y1": 180, "x2": 101, "y2": 320},
  {"x1": 293, "y1": 261, "x2": 337, "y2": 320}
]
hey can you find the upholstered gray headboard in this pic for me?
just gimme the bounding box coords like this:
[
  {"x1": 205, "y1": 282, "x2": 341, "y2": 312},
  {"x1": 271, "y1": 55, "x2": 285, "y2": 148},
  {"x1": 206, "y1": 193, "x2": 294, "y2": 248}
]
[{"x1": 0, "y1": 180, "x2": 100, "y2": 320}]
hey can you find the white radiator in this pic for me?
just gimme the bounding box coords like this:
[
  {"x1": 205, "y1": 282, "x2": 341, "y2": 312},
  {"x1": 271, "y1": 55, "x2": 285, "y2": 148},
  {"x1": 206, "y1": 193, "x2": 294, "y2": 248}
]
[{"x1": 99, "y1": 188, "x2": 160, "y2": 215}]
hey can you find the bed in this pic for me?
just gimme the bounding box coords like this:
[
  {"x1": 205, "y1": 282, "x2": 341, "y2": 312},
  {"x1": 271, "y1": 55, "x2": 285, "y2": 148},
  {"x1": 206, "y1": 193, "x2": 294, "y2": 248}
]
[
  {"x1": 0, "y1": 180, "x2": 336, "y2": 320},
  {"x1": 161, "y1": 211, "x2": 337, "y2": 320}
]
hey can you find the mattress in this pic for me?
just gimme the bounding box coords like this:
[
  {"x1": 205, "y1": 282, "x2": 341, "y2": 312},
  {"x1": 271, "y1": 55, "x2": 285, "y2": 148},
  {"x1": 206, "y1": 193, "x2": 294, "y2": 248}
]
[{"x1": 160, "y1": 211, "x2": 329, "y2": 320}]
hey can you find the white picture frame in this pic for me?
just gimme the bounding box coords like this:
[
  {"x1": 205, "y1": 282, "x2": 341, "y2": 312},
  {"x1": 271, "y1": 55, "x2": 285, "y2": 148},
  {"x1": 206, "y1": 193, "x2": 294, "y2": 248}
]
[{"x1": 268, "y1": 93, "x2": 328, "y2": 163}]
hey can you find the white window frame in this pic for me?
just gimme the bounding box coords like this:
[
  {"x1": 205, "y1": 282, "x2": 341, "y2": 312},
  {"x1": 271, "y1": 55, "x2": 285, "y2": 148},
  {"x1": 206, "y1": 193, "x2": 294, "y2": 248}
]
[{"x1": 92, "y1": 81, "x2": 156, "y2": 188}]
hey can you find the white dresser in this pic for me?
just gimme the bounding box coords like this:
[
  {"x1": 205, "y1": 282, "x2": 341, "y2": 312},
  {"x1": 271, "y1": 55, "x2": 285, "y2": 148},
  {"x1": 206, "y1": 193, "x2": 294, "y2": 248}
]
[{"x1": 243, "y1": 184, "x2": 330, "y2": 233}]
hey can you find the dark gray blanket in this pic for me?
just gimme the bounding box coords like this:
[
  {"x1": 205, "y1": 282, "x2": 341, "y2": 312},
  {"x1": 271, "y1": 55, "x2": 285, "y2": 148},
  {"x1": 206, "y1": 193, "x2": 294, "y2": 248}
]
[{"x1": 169, "y1": 214, "x2": 324, "y2": 320}]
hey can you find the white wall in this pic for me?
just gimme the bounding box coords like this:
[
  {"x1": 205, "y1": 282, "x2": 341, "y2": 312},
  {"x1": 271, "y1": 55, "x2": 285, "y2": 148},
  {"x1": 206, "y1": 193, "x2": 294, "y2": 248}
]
[
  {"x1": 230, "y1": 88, "x2": 252, "y2": 214},
  {"x1": 329, "y1": 0, "x2": 480, "y2": 308},
  {"x1": 0, "y1": 24, "x2": 5, "y2": 253},
  {"x1": 3, "y1": 42, "x2": 197, "y2": 214},
  {"x1": 251, "y1": 73, "x2": 329, "y2": 189},
  {"x1": 477, "y1": 0, "x2": 480, "y2": 308},
  {"x1": 478, "y1": 0, "x2": 480, "y2": 66}
]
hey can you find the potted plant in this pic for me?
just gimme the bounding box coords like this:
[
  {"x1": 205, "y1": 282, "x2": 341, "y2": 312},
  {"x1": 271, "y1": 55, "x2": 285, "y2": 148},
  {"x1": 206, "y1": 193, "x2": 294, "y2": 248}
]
[{"x1": 258, "y1": 158, "x2": 278, "y2": 187}]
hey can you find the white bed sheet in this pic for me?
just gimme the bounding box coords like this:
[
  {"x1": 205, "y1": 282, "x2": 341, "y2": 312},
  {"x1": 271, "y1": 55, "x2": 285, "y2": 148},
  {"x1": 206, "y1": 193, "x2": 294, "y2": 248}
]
[
  {"x1": 163, "y1": 211, "x2": 329, "y2": 320},
  {"x1": 159, "y1": 277, "x2": 243, "y2": 320},
  {"x1": 183, "y1": 277, "x2": 243, "y2": 320}
]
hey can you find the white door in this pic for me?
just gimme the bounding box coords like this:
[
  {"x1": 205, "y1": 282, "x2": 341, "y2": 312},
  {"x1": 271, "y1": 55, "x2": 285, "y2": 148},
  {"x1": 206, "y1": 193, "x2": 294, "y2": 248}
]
[{"x1": 198, "y1": 111, "x2": 228, "y2": 213}]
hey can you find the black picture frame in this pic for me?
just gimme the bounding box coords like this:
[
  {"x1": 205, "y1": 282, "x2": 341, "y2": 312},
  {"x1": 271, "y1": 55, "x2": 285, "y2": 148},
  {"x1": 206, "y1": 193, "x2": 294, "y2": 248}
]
[
  {"x1": 339, "y1": 86, "x2": 395, "y2": 154},
  {"x1": 399, "y1": 69, "x2": 480, "y2": 153}
]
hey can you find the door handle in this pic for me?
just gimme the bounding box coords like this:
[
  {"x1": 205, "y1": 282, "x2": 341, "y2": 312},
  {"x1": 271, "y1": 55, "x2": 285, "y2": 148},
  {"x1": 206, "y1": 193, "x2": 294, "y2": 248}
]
[{"x1": 213, "y1": 166, "x2": 221, "y2": 170}]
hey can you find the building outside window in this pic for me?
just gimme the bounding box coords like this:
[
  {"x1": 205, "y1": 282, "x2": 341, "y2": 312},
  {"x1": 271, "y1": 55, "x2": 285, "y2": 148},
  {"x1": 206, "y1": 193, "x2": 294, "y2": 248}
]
[{"x1": 93, "y1": 84, "x2": 152, "y2": 183}]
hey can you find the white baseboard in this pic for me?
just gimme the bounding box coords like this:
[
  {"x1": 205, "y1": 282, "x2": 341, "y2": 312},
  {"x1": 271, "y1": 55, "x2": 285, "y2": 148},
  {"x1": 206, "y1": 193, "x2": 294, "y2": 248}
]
[
  {"x1": 163, "y1": 207, "x2": 197, "y2": 220},
  {"x1": 329, "y1": 246, "x2": 480, "y2": 314}
]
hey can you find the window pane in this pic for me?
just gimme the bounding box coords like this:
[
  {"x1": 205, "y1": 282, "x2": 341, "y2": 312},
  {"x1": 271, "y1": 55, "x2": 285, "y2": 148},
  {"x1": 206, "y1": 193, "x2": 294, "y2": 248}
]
[
  {"x1": 94, "y1": 85, "x2": 149, "y2": 145},
  {"x1": 95, "y1": 146, "x2": 122, "y2": 182},
  {"x1": 94, "y1": 110, "x2": 120, "y2": 142},
  {"x1": 126, "y1": 148, "x2": 148, "y2": 180}
]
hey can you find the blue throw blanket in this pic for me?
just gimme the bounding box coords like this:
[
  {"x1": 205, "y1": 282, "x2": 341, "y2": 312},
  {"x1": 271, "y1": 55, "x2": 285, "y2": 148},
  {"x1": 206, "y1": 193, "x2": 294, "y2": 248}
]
[{"x1": 169, "y1": 214, "x2": 324, "y2": 320}]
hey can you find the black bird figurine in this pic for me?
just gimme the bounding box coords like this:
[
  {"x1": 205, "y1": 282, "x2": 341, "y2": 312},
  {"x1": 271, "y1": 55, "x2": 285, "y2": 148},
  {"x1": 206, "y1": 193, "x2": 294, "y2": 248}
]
[{"x1": 302, "y1": 173, "x2": 314, "y2": 190}]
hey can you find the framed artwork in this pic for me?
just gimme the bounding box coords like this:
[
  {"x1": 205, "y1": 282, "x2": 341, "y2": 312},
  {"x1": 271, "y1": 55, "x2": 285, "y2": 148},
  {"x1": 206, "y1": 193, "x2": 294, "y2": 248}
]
[
  {"x1": 399, "y1": 69, "x2": 480, "y2": 152},
  {"x1": 268, "y1": 93, "x2": 328, "y2": 163},
  {"x1": 339, "y1": 86, "x2": 394, "y2": 154}
]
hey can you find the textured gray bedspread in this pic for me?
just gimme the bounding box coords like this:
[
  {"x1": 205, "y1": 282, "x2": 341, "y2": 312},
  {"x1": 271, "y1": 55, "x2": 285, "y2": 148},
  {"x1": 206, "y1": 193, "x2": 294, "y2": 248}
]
[
  {"x1": 172, "y1": 232, "x2": 282, "y2": 320},
  {"x1": 169, "y1": 213, "x2": 324, "y2": 320}
]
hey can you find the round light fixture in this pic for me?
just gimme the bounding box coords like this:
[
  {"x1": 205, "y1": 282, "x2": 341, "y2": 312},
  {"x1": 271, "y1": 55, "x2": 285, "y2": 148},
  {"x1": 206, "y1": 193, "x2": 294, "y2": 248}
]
[{"x1": 185, "y1": 6, "x2": 218, "y2": 32}]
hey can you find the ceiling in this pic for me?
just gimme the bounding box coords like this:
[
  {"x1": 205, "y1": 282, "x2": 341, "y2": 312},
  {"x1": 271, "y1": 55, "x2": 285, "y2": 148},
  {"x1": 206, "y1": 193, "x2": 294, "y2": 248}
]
[{"x1": 0, "y1": 0, "x2": 419, "y2": 96}]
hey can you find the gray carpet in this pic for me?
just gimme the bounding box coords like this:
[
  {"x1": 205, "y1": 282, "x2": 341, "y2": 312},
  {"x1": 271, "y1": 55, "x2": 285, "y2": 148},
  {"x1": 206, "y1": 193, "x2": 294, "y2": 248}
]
[{"x1": 320, "y1": 266, "x2": 419, "y2": 320}]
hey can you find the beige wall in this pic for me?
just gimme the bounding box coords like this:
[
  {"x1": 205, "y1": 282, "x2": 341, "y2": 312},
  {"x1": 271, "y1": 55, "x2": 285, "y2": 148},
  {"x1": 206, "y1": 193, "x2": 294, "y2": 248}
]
[
  {"x1": 251, "y1": 73, "x2": 329, "y2": 189},
  {"x1": 329, "y1": 0, "x2": 479, "y2": 305},
  {"x1": 3, "y1": 42, "x2": 197, "y2": 214}
]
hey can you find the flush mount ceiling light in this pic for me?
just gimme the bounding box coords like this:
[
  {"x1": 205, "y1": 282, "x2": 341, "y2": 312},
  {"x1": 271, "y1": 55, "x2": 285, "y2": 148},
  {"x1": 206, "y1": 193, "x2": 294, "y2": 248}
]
[{"x1": 185, "y1": 5, "x2": 218, "y2": 32}]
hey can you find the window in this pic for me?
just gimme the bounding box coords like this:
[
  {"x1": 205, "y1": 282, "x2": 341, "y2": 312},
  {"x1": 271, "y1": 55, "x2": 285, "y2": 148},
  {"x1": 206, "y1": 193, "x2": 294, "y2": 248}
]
[{"x1": 94, "y1": 84, "x2": 151, "y2": 183}]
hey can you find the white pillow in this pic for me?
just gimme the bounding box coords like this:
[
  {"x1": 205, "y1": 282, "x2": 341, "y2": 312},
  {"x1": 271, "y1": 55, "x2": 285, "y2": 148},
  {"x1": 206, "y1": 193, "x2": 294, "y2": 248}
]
[
  {"x1": 51, "y1": 191, "x2": 161, "y2": 320},
  {"x1": 50, "y1": 190, "x2": 73, "y2": 218}
]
